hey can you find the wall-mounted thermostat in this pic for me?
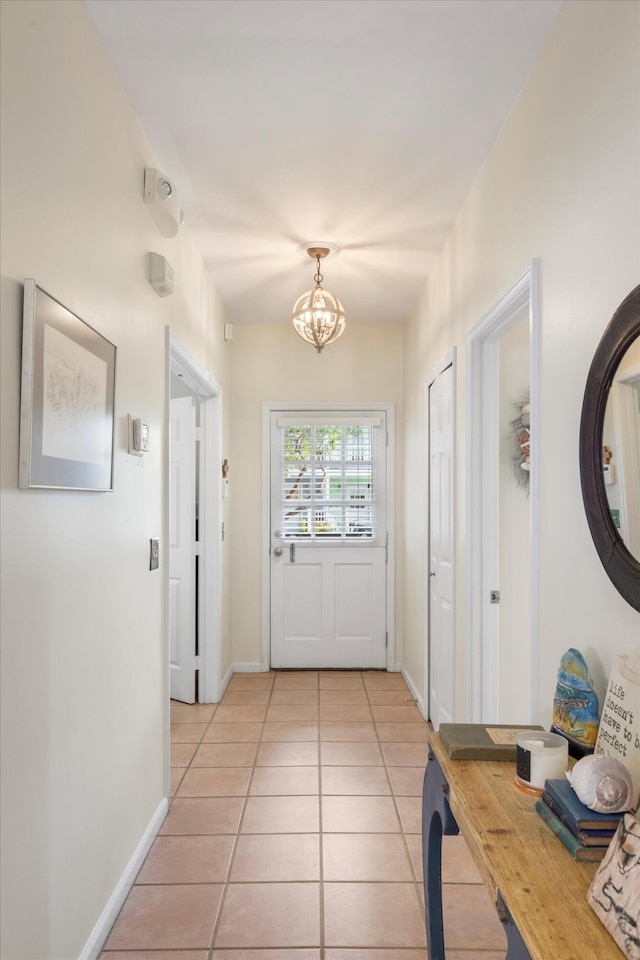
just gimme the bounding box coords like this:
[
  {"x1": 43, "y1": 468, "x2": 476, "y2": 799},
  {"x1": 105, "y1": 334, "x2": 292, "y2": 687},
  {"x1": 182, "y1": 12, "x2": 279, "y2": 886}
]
[
  {"x1": 603, "y1": 463, "x2": 616, "y2": 485},
  {"x1": 148, "y1": 252, "x2": 174, "y2": 297},
  {"x1": 128, "y1": 415, "x2": 150, "y2": 456}
]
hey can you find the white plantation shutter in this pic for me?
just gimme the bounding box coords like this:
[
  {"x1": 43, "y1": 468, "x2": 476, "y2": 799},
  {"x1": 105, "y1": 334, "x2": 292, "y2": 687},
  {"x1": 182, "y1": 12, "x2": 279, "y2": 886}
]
[
  {"x1": 277, "y1": 420, "x2": 381, "y2": 541},
  {"x1": 277, "y1": 417, "x2": 383, "y2": 427}
]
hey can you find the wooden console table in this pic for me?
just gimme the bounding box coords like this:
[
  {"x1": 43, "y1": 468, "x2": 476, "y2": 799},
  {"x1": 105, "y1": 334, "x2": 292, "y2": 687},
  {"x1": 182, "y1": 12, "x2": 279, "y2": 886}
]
[{"x1": 422, "y1": 733, "x2": 621, "y2": 960}]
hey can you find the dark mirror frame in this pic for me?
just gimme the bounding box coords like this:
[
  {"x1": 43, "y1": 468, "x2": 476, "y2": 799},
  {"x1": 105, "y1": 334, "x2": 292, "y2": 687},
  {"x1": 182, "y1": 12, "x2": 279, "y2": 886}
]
[{"x1": 579, "y1": 284, "x2": 640, "y2": 612}]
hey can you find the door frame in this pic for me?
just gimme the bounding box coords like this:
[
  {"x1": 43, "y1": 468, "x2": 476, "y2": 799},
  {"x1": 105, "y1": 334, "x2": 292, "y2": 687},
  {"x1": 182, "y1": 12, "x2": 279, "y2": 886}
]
[
  {"x1": 262, "y1": 401, "x2": 396, "y2": 672},
  {"x1": 610, "y1": 364, "x2": 640, "y2": 553},
  {"x1": 168, "y1": 394, "x2": 198, "y2": 703},
  {"x1": 425, "y1": 348, "x2": 457, "y2": 724},
  {"x1": 165, "y1": 329, "x2": 223, "y2": 707},
  {"x1": 466, "y1": 261, "x2": 540, "y2": 722}
]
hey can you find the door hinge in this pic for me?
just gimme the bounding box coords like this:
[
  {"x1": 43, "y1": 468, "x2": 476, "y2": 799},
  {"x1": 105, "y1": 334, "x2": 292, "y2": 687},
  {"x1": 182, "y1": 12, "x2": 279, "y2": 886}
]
[
  {"x1": 385, "y1": 631, "x2": 389, "y2": 648},
  {"x1": 195, "y1": 427, "x2": 203, "y2": 442},
  {"x1": 221, "y1": 522, "x2": 225, "y2": 541},
  {"x1": 385, "y1": 532, "x2": 389, "y2": 563},
  {"x1": 490, "y1": 590, "x2": 500, "y2": 604},
  {"x1": 194, "y1": 541, "x2": 200, "y2": 556},
  {"x1": 194, "y1": 655, "x2": 200, "y2": 670}
]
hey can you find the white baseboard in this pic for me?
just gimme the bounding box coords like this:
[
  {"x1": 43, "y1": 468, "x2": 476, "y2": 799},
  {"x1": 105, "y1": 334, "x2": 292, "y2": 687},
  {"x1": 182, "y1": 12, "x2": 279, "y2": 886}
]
[
  {"x1": 79, "y1": 797, "x2": 168, "y2": 960},
  {"x1": 400, "y1": 665, "x2": 427, "y2": 721},
  {"x1": 233, "y1": 662, "x2": 268, "y2": 673},
  {"x1": 219, "y1": 662, "x2": 234, "y2": 698}
]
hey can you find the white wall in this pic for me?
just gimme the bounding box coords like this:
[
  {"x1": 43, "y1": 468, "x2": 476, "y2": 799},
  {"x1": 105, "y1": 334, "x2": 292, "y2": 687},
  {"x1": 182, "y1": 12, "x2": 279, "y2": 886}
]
[
  {"x1": 0, "y1": 3, "x2": 231, "y2": 957},
  {"x1": 230, "y1": 323, "x2": 404, "y2": 669},
  {"x1": 402, "y1": 0, "x2": 640, "y2": 723}
]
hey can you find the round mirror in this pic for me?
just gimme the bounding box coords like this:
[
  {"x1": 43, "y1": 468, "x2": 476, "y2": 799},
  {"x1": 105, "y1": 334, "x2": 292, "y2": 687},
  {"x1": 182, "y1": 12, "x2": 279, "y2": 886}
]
[{"x1": 580, "y1": 284, "x2": 640, "y2": 611}]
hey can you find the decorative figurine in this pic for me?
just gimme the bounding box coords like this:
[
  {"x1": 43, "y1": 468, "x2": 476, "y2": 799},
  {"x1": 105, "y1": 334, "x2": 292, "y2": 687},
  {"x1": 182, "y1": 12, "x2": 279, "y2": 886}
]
[
  {"x1": 551, "y1": 648, "x2": 600, "y2": 758},
  {"x1": 509, "y1": 392, "x2": 531, "y2": 490}
]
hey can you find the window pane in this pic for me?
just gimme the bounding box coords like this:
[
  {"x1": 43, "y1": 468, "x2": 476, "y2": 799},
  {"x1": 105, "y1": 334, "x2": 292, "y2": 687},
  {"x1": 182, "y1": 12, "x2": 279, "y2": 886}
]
[
  {"x1": 284, "y1": 426, "x2": 311, "y2": 461},
  {"x1": 314, "y1": 506, "x2": 343, "y2": 537},
  {"x1": 327, "y1": 475, "x2": 344, "y2": 500},
  {"x1": 279, "y1": 422, "x2": 378, "y2": 540},
  {"x1": 283, "y1": 466, "x2": 311, "y2": 501}
]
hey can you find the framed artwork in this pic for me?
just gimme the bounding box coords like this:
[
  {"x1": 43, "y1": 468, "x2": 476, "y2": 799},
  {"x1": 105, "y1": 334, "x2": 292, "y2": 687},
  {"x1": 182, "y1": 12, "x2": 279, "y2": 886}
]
[{"x1": 19, "y1": 280, "x2": 116, "y2": 491}]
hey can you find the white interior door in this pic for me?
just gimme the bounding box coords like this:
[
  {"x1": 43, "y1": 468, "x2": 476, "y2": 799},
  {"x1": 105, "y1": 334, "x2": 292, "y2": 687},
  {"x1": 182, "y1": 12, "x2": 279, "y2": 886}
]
[
  {"x1": 169, "y1": 395, "x2": 197, "y2": 702},
  {"x1": 428, "y1": 365, "x2": 454, "y2": 728},
  {"x1": 270, "y1": 412, "x2": 387, "y2": 669}
]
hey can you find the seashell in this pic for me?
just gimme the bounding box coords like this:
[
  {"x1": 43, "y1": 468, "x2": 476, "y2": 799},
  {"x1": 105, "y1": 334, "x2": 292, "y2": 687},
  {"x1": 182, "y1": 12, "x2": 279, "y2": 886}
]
[{"x1": 566, "y1": 755, "x2": 633, "y2": 813}]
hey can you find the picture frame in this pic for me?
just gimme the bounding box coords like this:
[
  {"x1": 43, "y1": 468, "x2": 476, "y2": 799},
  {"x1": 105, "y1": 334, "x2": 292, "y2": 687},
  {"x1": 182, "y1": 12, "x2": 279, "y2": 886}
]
[{"x1": 19, "y1": 280, "x2": 116, "y2": 491}]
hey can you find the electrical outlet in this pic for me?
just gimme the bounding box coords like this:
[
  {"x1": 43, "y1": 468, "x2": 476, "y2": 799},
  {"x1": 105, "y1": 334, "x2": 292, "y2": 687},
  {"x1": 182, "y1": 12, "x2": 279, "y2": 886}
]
[{"x1": 150, "y1": 538, "x2": 159, "y2": 570}]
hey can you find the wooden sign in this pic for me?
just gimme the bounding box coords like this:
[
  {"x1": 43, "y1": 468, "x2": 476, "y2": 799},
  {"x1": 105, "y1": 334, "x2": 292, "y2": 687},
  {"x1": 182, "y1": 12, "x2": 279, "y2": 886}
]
[
  {"x1": 587, "y1": 813, "x2": 640, "y2": 959},
  {"x1": 594, "y1": 648, "x2": 640, "y2": 810}
]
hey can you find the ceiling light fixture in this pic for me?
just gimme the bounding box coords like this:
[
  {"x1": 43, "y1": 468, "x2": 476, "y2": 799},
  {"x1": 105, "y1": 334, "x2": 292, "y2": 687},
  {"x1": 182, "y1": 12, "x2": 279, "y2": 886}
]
[{"x1": 292, "y1": 245, "x2": 346, "y2": 353}]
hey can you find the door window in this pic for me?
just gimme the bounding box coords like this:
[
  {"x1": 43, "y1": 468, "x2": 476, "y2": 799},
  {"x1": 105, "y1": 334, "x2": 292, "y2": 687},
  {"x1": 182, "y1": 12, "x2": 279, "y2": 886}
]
[{"x1": 276, "y1": 418, "x2": 382, "y2": 541}]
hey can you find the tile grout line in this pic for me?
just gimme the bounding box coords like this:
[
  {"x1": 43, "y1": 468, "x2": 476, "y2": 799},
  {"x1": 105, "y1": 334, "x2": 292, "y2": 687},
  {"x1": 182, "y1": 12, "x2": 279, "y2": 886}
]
[
  {"x1": 175, "y1": 694, "x2": 249, "y2": 959},
  {"x1": 367, "y1": 675, "x2": 428, "y2": 943},
  {"x1": 104, "y1": 698, "x2": 222, "y2": 955},
  {"x1": 169, "y1": 701, "x2": 217, "y2": 802},
  {"x1": 206, "y1": 670, "x2": 276, "y2": 954},
  {"x1": 317, "y1": 672, "x2": 326, "y2": 960}
]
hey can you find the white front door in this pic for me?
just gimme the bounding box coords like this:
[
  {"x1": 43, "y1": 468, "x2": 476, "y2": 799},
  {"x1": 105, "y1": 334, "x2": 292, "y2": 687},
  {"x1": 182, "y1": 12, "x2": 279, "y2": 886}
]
[
  {"x1": 270, "y1": 412, "x2": 387, "y2": 669},
  {"x1": 169, "y1": 395, "x2": 197, "y2": 702},
  {"x1": 428, "y1": 365, "x2": 454, "y2": 728}
]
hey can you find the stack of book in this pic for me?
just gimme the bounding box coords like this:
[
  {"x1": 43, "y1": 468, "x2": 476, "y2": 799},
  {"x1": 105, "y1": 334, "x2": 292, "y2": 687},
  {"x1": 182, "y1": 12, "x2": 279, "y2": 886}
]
[{"x1": 535, "y1": 778, "x2": 623, "y2": 861}]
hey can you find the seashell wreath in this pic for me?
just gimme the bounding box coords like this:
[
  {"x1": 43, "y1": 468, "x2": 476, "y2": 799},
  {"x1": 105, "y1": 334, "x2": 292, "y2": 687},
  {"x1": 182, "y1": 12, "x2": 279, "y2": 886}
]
[
  {"x1": 567, "y1": 755, "x2": 634, "y2": 813},
  {"x1": 509, "y1": 392, "x2": 531, "y2": 492}
]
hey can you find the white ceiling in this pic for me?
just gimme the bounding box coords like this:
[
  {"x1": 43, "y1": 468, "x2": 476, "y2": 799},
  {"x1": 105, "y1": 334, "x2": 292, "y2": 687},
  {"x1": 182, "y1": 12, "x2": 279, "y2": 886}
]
[{"x1": 83, "y1": 0, "x2": 563, "y2": 326}]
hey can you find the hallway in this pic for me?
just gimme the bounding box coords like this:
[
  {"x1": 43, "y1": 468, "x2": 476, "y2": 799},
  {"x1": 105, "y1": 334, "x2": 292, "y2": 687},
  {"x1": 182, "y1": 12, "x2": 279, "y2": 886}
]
[{"x1": 100, "y1": 670, "x2": 507, "y2": 958}]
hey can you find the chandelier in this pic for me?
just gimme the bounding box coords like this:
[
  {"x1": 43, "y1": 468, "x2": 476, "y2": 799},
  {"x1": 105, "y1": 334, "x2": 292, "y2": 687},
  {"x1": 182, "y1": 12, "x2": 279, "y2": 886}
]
[{"x1": 291, "y1": 245, "x2": 346, "y2": 353}]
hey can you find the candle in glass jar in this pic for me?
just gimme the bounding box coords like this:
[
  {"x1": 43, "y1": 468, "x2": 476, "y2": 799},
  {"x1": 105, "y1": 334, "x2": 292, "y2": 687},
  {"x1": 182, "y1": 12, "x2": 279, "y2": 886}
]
[{"x1": 516, "y1": 731, "x2": 568, "y2": 792}]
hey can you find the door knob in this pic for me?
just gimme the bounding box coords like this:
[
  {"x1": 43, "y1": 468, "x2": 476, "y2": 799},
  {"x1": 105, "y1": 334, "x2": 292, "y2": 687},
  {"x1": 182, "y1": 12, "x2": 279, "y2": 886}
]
[{"x1": 273, "y1": 547, "x2": 283, "y2": 557}]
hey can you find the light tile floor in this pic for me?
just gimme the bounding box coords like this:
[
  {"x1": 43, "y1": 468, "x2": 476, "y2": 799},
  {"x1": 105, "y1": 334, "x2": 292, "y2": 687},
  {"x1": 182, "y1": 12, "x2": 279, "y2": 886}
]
[{"x1": 101, "y1": 671, "x2": 507, "y2": 959}]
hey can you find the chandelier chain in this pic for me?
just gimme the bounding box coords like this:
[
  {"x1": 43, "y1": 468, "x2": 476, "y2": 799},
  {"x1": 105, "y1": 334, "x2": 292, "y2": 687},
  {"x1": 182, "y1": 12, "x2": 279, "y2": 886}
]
[{"x1": 314, "y1": 255, "x2": 323, "y2": 285}]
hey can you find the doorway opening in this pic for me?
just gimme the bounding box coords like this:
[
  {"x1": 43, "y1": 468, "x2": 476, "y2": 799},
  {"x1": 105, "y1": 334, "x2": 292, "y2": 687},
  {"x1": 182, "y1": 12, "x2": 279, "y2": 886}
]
[
  {"x1": 166, "y1": 329, "x2": 223, "y2": 706},
  {"x1": 426, "y1": 350, "x2": 456, "y2": 729},
  {"x1": 466, "y1": 262, "x2": 540, "y2": 723}
]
